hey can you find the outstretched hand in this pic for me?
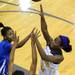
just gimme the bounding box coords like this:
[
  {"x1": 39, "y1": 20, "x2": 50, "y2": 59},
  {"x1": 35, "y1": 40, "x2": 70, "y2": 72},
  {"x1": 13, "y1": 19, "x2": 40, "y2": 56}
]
[
  {"x1": 31, "y1": 27, "x2": 36, "y2": 34},
  {"x1": 13, "y1": 31, "x2": 19, "y2": 44},
  {"x1": 31, "y1": 28, "x2": 41, "y2": 40}
]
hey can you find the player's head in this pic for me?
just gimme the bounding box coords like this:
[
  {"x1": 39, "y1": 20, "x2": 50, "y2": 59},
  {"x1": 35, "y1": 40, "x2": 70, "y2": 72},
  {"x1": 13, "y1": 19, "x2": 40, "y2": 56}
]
[
  {"x1": 12, "y1": 70, "x2": 24, "y2": 75},
  {"x1": 0, "y1": 23, "x2": 14, "y2": 42},
  {"x1": 54, "y1": 35, "x2": 72, "y2": 52}
]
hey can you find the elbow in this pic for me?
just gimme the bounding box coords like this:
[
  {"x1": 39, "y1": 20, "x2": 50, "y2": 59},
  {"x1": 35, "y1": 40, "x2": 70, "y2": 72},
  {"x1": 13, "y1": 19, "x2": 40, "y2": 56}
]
[
  {"x1": 60, "y1": 57, "x2": 64, "y2": 62},
  {"x1": 56, "y1": 57, "x2": 64, "y2": 64},
  {"x1": 41, "y1": 54, "x2": 47, "y2": 61}
]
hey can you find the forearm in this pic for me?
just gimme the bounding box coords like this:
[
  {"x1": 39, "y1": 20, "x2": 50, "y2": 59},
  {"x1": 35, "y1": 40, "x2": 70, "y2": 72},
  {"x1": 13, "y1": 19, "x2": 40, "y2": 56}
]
[
  {"x1": 29, "y1": 64, "x2": 36, "y2": 75},
  {"x1": 16, "y1": 33, "x2": 31, "y2": 48},
  {"x1": 31, "y1": 42, "x2": 37, "y2": 65},
  {"x1": 41, "y1": 14, "x2": 47, "y2": 31},
  {"x1": 10, "y1": 44, "x2": 16, "y2": 61},
  {"x1": 29, "y1": 38, "x2": 37, "y2": 75},
  {"x1": 35, "y1": 38, "x2": 47, "y2": 60},
  {"x1": 44, "y1": 55, "x2": 63, "y2": 64},
  {"x1": 8, "y1": 43, "x2": 17, "y2": 75},
  {"x1": 8, "y1": 63, "x2": 13, "y2": 75},
  {"x1": 40, "y1": 6, "x2": 53, "y2": 44}
]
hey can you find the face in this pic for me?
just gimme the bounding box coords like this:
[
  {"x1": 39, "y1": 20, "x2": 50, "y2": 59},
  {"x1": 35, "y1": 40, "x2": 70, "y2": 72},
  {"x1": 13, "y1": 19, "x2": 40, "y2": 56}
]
[
  {"x1": 54, "y1": 36, "x2": 61, "y2": 47},
  {"x1": 6, "y1": 29, "x2": 15, "y2": 42}
]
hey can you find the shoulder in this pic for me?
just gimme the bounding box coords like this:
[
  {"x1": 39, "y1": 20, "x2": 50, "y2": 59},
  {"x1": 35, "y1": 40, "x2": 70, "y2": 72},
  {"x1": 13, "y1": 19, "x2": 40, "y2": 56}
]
[
  {"x1": 0, "y1": 40, "x2": 7, "y2": 46},
  {"x1": 2, "y1": 40, "x2": 12, "y2": 49}
]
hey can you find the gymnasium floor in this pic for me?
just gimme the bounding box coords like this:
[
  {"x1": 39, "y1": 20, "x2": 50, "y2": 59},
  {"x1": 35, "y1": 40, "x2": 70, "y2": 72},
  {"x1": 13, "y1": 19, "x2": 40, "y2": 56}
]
[{"x1": 0, "y1": 0, "x2": 75, "y2": 75}]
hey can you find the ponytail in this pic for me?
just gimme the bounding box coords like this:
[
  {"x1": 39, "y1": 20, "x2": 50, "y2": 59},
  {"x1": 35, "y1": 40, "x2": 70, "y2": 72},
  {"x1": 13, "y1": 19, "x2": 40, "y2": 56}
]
[
  {"x1": 62, "y1": 44, "x2": 72, "y2": 52},
  {"x1": 0, "y1": 23, "x2": 5, "y2": 28},
  {"x1": 0, "y1": 23, "x2": 12, "y2": 36}
]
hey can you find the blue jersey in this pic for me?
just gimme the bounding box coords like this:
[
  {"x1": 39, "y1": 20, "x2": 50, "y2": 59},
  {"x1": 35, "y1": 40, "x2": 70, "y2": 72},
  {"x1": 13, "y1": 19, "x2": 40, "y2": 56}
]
[{"x1": 0, "y1": 40, "x2": 12, "y2": 75}]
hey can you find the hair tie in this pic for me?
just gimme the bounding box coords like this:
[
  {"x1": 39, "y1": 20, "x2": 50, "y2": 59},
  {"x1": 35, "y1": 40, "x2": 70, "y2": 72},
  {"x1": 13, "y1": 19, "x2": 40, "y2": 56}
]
[{"x1": 60, "y1": 35, "x2": 69, "y2": 47}]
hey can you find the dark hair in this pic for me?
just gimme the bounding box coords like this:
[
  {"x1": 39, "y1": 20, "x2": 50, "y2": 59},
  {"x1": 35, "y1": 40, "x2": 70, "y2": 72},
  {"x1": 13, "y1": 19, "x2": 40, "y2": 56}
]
[
  {"x1": 0, "y1": 23, "x2": 12, "y2": 36},
  {"x1": 59, "y1": 35, "x2": 72, "y2": 52},
  {"x1": 12, "y1": 70, "x2": 24, "y2": 75}
]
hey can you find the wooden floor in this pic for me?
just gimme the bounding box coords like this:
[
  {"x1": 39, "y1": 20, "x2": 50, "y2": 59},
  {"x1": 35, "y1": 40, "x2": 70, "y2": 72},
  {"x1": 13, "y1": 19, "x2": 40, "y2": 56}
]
[{"x1": 0, "y1": 0, "x2": 75, "y2": 75}]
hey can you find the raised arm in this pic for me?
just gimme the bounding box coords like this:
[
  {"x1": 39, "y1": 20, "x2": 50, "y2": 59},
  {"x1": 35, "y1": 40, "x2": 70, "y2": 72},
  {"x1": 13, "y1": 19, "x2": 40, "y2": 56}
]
[
  {"x1": 16, "y1": 28, "x2": 35, "y2": 48},
  {"x1": 8, "y1": 32, "x2": 19, "y2": 75},
  {"x1": 40, "y1": 5, "x2": 53, "y2": 45},
  {"x1": 36, "y1": 38, "x2": 63, "y2": 64},
  {"x1": 16, "y1": 33, "x2": 31, "y2": 48},
  {"x1": 29, "y1": 33, "x2": 37, "y2": 75}
]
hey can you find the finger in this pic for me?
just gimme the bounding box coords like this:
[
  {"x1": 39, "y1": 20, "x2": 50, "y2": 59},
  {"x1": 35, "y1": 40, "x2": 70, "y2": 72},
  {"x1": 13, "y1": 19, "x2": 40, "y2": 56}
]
[
  {"x1": 34, "y1": 32, "x2": 41, "y2": 38},
  {"x1": 15, "y1": 31, "x2": 16, "y2": 35},
  {"x1": 40, "y1": 4, "x2": 42, "y2": 11},
  {"x1": 13, "y1": 31, "x2": 16, "y2": 40},
  {"x1": 40, "y1": 4, "x2": 43, "y2": 13},
  {"x1": 32, "y1": 27, "x2": 36, "y2": 33},
  {"x1": 33, "y1": 29, "x2": 40, "y2": 39},
  {"x1": 35, "y1": 29, "x2": 38, "y2": 34},
  {"x1": 14, "y1": 31, "x2": 16, "y2": 37},
  {"x1": 31, "y1": 33, "x2": 35, "y2": 38},
  {"x1": 37, "y1": 34, "x2": 41, "y2": 38},
  {"x1": 14, "y1": 31, "x2": 18, "y2": 40},
  {"x1": 34, "y1": 29, "x2": 39, "y2": 34},
  {"x1": 31, "y1": 35, "x2": 35, "y2": 41},
  {"x1": 17, "y1": 36, "x2": 19, "y2": 42},
  {"x1": 37, "y1": 31, "x2": 40, "y2": 35},
  {"x1": 35, "y1": 29, "x2": 40, "y2": 36}
]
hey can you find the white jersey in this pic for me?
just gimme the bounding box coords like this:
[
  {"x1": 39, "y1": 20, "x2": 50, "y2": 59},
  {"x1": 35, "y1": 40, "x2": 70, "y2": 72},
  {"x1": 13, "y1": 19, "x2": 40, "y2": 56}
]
[{"x1": 39, "y1": 46, "x2": 59, "y2": 75}]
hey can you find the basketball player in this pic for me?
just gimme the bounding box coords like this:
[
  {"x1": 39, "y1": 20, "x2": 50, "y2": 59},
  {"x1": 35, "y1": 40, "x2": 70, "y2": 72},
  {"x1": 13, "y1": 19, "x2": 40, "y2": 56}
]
[
  {"x1": 32, "y1": 5, "x2": 72, "y2": 75},
  {"x1": 0, "y1": 23, "x2": 34, "y2": 75}
]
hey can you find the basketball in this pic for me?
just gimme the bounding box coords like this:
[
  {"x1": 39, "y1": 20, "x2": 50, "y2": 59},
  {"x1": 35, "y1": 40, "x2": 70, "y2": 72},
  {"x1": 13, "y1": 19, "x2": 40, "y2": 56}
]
[{"x1": 32, "y1": 0, "x2": 41, "y2": 2}]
